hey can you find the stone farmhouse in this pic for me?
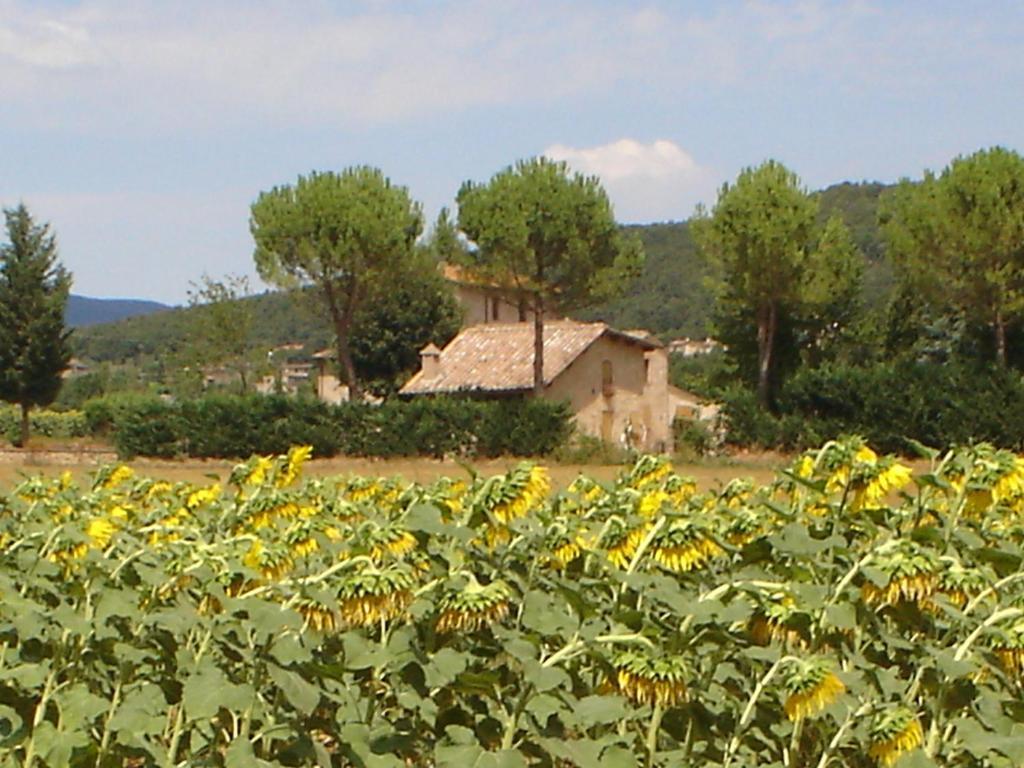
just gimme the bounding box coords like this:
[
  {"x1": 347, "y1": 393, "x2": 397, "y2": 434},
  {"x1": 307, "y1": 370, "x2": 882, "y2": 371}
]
[{"x1": 400, "y1": 267, "x2": 706, "y2": 453}]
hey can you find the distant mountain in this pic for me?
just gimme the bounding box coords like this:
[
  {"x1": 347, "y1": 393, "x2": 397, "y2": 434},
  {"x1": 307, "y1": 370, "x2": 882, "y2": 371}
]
[{"x1": 66, "y1": 295, "x2": 171, "y2": 328}]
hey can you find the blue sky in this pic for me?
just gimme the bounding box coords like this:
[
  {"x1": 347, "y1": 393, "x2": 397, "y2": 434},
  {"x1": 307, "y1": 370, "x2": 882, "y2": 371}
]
[{"x1": 1, "y1": 0, "x2": 1023, "y2": 303}]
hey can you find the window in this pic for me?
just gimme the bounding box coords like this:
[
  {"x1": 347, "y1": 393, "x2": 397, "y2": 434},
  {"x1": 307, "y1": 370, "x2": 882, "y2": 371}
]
[{"x1": 601, "y1": 360, "x2": 613, "y2": 396}]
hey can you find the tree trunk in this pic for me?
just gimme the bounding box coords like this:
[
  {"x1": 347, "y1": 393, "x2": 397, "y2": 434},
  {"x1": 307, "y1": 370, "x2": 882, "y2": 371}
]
[
  {"x1": 323, "y1": 280, "x2": 361, "y2": 401},
  {"x1": 995, "y1": 309, "x2": 1008, "y2": 368},
  {"x1": 533, "y1": 291, "x2": 545, "y2": 397},
  {"x1": 756, "y1": 302, "x2": 777, "y2": 411},
  {"x1": 335, "y1": 331, "x2": 359, "y2": 401},
  {"x1": 18, "y1": 403, "x2": 30, "y2": 448}
]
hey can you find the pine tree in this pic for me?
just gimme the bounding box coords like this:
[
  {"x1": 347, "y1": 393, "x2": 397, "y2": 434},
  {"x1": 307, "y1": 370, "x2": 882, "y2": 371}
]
[{"x1": 0, "y1": 205, "x2": 72, "y2": 446}]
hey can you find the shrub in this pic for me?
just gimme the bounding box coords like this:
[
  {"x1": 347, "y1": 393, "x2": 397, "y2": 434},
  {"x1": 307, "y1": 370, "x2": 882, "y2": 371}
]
[
  {"x1": 721, "y1": 360, "x2": 1024, "y2": 453},
  {"x1": 94, "y1": 393, "x2": 572, "y2": 459},
  {"x1": 0, "y1": 406, "x2": 88, "y2": 443},
  {"x1": 673, "y1": 417, "x2": 713, "y2": 458}
]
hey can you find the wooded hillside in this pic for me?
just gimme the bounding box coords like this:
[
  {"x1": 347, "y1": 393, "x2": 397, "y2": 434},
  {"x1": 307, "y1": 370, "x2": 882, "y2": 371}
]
[{"x1": 73, "y1": 181, "x2": 892, "y2": 362}]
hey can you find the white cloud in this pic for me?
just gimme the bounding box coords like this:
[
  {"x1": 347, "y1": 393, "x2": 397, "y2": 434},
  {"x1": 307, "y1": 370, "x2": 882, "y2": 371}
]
[
  {"x1": 0, "y1": 14, "x2": 102, "y2": 70},
  {"x1": 545, "y1": 139, "x2": 716, "y2": 223},
  {"x1": 0, "y1": 1, "x2": 1018, "y2": 131}
]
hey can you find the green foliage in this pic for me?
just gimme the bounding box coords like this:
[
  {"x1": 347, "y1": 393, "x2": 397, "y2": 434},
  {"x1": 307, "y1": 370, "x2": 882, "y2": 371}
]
[
  {"x1": 183, "y1": 274, "x2": 259, "y2": 392},
  {"x1": 349, "y1": 253, "x2": 463, "y2": 395},
  {"x1": 0, "y1": 406, "x2": 87, "y2": 443},
  {"x1": 457, "y1": 157, "x2": 644, "y2": 393},
  {"x1": 551, "y1": 433, "x2": 630, "y2": 465},
  {"x1": 0, "y1": 205, "x2": 73, "y2": 445},
  {"x1": 882, "y1": 147, "x2": 1024, "y2": 366},
  {"x1": 672, "y1": 417, "x2": 714, "y2": 458},
  {"x1": 2, "y1": 441, "x2": 1024, "y2": 765},
  {"x1": 98, "y1": 394, "x2": 571, "y2": 459},
  {"x1": 721, "y1": 360, "x2": 1024, "y2": 452},
  {"x1": 581, "y1": 221, "x2": 714, "y2": 339},
  {"x1": 693, "y1": 160, "x2": 863, "y2": 409},
  {"x1": 52, "y1": 372, "x2": 107, "y2": 411},
  {"x1": 251, "y1": 166, "x2": 424, "y2": 398},
  {"x1": 668, "y1": 349, "x2": 737, "y2": 400}
]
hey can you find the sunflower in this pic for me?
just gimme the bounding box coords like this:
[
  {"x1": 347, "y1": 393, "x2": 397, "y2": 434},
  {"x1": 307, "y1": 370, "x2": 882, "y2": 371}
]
[
  {"x1": 722, "y1": 508, "x2": 765, "y2": 546},
  {"x1": 602, "y1": 522, "x2": 649, "y2": 569},
  {"x1": 489, "y1": 465, "x2": 550, "y2": 524},
  {"x1": 868, "y1": 708, "x2": 923, "y2": 767},
  {"x1": 992, "y1": 621, "x2": 1024, "y2": 678},
  {"x1": 861, "y1": 541, "x2": 939, "y2": 607},
  {"x1": 148, "y1": 509, "x2": 190, "y2": 547},
  {"x1": 638, "y1": 489, "x2": 670, "y2": 518},
  {"x1": 346, "y1": 479, "x2": 382, "y2": 504},
  {"x1": 231, "y1": 455, "x2": 275, "y2": 488},
  {"x1": 186, "y1": 483, "x2": 221, "y2": 510},
  {"x1": 48, "y1": 541, "x2": 88, "y2": 564},
  {"x1": 276, "y1": 445, "x2": 313, "y2": 488},
  {"x1": 243, "y1": 539, "x2": 294, "y2": 582},
  {"x1": 144, "y1": 480, "x2": 174, "y2": 502},
  {"x1": 337, "y1": 566, "x2": 414, "y2": 627},
  {"x1": 295, "y1": 596, "x2": 339, "y2": 633},
  {"x1": 612, "y1": 651, "x2": 688, "y2": 708},
  {"x1": 547, "y1": 534, "x2": 585, "y2": 569},
  {"x1": 749, "y1": 592, "x2": 805, "y2": 647},
  {"x1": 626, "y1": 455, "x2": 673, "y2": 489},
  {"x1": 86, "y1": 516, "x2": 118, "y2": 549},
  {"x1": 436, "y1": 580, "x2": 511, "y2": 633},
  {"x1": 368, "y1": 527, "x2": 418, "y2": 561},
  {"x1": 568, "y1": 476, "x2": 606, "y2": 506},
  {"x1": 853, "y1": 459, "x2": 914, "y2": 510},
  {"x1": 665, "y1": 475, "x2": 697, "y2": 506},
  {"x1": 290, "y1": 536, "x2": 319, "y2": 558},
  {"x1": 930, "y1": 558, "x2": 988, "y2": 611},
  {"x1": 719, "y1": 478, "x2": 754, "y2": 509},
  {"x1": 782, "y1": 660, "x2": 845, "y2": 721},
  {"x1": 650, "y1": 521, "x2": 722, "y2": 573},
  {"x1": 100, "y1": 465, "x2": 135, "y2": 490}
]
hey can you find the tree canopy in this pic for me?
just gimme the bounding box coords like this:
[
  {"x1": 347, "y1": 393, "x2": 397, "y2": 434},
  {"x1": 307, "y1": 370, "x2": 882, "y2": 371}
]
[
  {"x1": 882, "y1": 146, "x2": 1024, "y2": 367},
  {"x1": 184, "y1": 274, "x2": 258, "y2": 394},
  {"x1": 0, "y1": 204, "x2": 72, "y2": 445},
  {"x1": 251, "y1": 167, "x2": 423, "y2": 399},
  {"x1": 456, "y1": 157, "x2": 643, "y2": 394},
  {"x1": 693, "y1": 160, "x2": 862, "y2": 409}
]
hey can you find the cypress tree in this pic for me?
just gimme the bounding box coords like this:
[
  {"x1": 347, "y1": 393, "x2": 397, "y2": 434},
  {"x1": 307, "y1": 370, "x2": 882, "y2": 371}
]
[{"x1": 0, "y1": 204, "x2": 72, "y2": 446}]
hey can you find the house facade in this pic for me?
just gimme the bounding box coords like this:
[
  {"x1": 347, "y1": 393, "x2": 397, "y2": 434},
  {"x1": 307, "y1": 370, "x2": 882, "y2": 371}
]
[
  {"x1": 443, "y1": 265, "x2": 565, "y2": 328},
  {"x1": 400, "y1": 320, "x2": 679, "y2": 452}
]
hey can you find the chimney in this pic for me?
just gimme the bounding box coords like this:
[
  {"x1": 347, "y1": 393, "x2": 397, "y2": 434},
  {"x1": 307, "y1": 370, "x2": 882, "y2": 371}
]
[{"x1": 419, "y1": 343, "x2": 442, "y2": 379}]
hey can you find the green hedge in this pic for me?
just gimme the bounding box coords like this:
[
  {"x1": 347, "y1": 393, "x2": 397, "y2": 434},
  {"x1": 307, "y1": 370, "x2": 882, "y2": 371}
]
[
  {"x1": 93, "y1": 393, "x2": 572, "y2": 459},
  {"x1": 721, "y1": 360, "x2": 1024, "y2": 453},
  {"x1": 0, "y1": 406, "x2": 88, "y2": 443}
]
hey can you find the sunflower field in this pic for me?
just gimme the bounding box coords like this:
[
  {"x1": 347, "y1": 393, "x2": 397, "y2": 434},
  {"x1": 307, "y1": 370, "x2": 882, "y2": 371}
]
[{"x1": 2, "y1": 440, "x2": 1024, "y2": 766}]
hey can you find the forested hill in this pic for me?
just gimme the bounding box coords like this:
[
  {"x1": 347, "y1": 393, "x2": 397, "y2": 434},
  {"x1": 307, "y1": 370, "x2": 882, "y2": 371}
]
[
  {"x1": 583, "y1": 181, "x2": 891, "y2": 337},
  {"x1": 72, "y1": 181, "x2": 892, "y2": 361},
  {"x1": 72, "y1": 290, "x2": 332, "y2": 362},
  {"x1": 66, "y1": 295, "x2": 170, "y2": 327}
]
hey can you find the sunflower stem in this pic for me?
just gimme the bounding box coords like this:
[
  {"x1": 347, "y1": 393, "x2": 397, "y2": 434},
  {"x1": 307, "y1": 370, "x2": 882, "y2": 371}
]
[
  {"x1": 644, "y1": 703, "x2": 664, "y2": 768},
  {"x1": 815, "y1": 703, "x2": 870, "y2": 768},
  {"x1": 954, "y1": 607, "x2": 1023, "y2": 661},
  {"x1": 724, "y1": 655, "x2": 798, "y2": 768}
]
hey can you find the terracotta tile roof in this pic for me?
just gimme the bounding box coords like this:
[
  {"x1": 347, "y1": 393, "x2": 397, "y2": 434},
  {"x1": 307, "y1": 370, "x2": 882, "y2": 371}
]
[{"x1": 400, "y1": 320, "x2": 657, "y2": 395}]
